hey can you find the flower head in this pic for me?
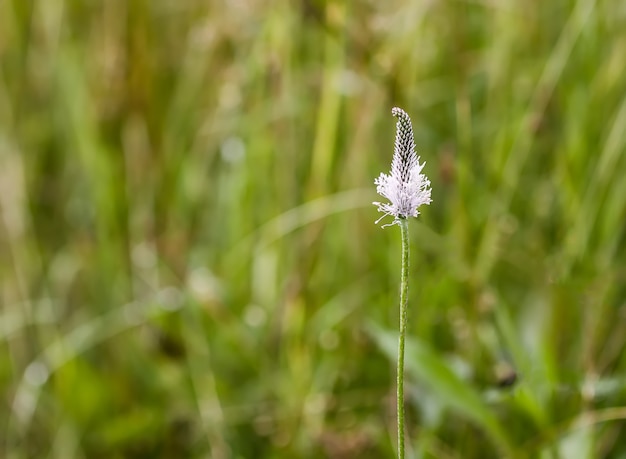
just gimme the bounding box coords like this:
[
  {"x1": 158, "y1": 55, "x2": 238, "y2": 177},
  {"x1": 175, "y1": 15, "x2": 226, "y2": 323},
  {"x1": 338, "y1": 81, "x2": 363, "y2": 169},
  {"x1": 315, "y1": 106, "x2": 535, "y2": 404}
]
[{"x1": 373, "y1": 107, "x2": 432, "y2": 227}]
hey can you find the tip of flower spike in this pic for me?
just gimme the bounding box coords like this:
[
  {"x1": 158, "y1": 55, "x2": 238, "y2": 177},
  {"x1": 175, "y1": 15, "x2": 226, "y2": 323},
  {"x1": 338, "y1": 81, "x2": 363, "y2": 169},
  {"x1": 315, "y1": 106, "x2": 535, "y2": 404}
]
[{"x1": 391, "y1": 107, "x2": 409, "y2": 119}]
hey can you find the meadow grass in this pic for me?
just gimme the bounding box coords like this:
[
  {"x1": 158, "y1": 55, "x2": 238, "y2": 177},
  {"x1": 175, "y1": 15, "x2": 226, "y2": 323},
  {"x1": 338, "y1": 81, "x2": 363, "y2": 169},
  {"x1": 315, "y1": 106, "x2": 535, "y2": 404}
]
[{"x1": 1, "y1": 0, "x2": 626, "y2": 457}]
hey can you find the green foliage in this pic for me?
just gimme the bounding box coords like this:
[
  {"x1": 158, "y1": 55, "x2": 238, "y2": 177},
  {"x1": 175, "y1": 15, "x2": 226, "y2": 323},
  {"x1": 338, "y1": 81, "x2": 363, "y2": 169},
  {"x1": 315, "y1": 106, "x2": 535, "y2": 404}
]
[
  {"x1": 368, "y1": 323, "x2": 514, "y2": 456},
  {"x1": 1, "y1": 0, "x2": 626, "y2": 457}
]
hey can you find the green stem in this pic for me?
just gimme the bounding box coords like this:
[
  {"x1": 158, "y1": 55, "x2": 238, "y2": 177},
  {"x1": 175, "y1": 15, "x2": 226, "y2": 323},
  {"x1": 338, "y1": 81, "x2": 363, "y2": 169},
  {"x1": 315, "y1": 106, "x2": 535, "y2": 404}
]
[{"x1": 397, "y1": 218, "x2": 409, "y2": 459}]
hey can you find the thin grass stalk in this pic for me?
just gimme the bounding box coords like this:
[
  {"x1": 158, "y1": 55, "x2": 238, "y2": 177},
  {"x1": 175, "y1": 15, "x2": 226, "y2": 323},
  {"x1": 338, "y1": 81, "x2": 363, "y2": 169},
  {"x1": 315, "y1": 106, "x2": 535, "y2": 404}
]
[{"x1": 397, "y1": 217, "x2": 409, "y2": 459}]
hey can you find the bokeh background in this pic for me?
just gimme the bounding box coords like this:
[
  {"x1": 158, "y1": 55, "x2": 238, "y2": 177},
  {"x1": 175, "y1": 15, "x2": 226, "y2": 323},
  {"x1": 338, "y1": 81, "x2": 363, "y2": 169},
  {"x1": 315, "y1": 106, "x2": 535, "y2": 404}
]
[{"x1": 2, "y1": 0, "x2": 626, "y2": 457}]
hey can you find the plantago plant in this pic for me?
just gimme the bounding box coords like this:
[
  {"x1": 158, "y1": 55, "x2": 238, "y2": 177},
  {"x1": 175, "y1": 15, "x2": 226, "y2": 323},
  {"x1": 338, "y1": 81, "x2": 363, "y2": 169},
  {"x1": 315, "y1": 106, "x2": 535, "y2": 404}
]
[{"x1": 374, "y1": 107, "x2": 432, "y2": 458}]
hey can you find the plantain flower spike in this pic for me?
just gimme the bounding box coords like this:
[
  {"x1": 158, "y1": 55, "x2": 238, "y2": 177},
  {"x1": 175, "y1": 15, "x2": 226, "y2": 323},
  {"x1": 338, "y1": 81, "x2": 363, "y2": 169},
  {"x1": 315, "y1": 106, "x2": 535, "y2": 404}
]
[{"x1": 373, "y1": 107, "x2": 432, "y2": 227}]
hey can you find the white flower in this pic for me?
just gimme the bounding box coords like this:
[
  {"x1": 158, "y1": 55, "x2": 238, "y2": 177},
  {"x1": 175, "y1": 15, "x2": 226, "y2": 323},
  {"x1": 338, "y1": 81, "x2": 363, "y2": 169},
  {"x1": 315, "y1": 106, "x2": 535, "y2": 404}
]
[{"x1": 373, "y1": 107, "x2": 432, "y2": 227}]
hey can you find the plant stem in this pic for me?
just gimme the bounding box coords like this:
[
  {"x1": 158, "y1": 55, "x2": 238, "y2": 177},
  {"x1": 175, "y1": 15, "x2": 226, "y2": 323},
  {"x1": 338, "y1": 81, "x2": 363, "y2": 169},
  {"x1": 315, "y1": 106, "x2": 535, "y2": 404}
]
[{"x1": 397, "y1": 217, "x2": 409, "y2": 459}]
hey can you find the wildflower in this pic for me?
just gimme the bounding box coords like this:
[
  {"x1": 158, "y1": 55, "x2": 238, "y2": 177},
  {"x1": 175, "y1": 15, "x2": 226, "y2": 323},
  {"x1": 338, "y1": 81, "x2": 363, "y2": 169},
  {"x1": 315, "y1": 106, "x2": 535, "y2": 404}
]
[{"x1": 373, "y1": 107, "x2": 432, "y2": 227}]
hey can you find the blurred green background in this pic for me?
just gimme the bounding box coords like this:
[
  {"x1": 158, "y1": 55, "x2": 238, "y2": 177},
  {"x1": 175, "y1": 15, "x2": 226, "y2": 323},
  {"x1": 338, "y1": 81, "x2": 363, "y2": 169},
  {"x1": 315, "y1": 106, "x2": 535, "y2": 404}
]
[{"x1": 1, "y1": 0, "x2": 626, "y2": 457}]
